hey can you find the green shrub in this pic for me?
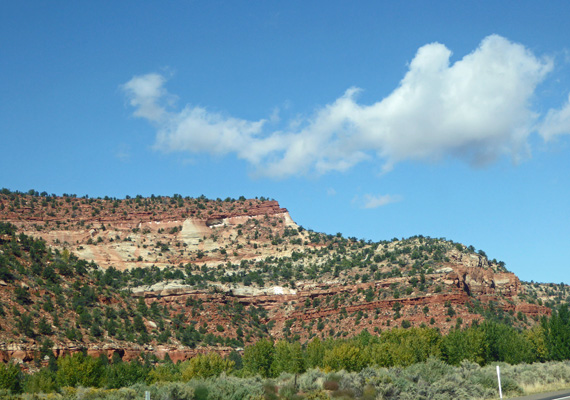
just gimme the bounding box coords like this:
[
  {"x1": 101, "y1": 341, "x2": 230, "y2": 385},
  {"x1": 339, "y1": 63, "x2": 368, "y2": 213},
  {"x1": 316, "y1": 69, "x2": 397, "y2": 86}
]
[
  {"x1": 403, "y1": 357, "x2": 453, "y2": 384},
  {"x1": 305, "y1": 390, "x2": 329, "y2": 400},
  {"x1": 337, "y1": 370, "x2": 365, "y2": 397},
  {"x1": 297, "y1": 368, "x2": 325, "y2": 392},
  {"x1": 203, "y1": 374, "x2": 263, "y2": 400},
  {"x1": 323, "y1": 380, "x2": 339, "y2": 391},
  {"x1": 193, "y1": 383, "x2": 209, "y2": 400},
  {"x1": 0, "y1": 363, "x2": 22, "y2": 393},
  {"x1": 23, "y1": 367, "x2": 58, "y2": 394},
  {"x1": 279, "y1": 383, "x2": 299, "y2": 400},
  {"x1": 146, "y1": 362, "x2": 181, "y2": 384},
  {"x1": 148, "y1": 382, "x2": 194, "y2": 400}
]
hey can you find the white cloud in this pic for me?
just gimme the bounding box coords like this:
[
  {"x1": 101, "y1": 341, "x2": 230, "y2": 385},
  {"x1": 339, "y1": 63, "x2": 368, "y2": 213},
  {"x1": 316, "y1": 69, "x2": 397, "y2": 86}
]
[
  {"x1": 121, "y1": 73, "x2": 170, "y2": 122},
  {"x1": 539, "y1": 94, "x2": 570, "y2": 140},
  {"x1": 155, "y1": 106, "x2": 268, "y2": 159},
  {"x1": 358, "y1": 194, "x2": 402, "y2": 209},
  {"x1": 122, "y1": 35, "x2": 554, "y2": 178}
]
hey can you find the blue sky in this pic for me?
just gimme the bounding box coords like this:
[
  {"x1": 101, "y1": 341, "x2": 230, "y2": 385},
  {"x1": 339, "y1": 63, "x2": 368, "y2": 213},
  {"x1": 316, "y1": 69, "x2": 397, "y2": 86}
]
[{"x1": 2, "y1": 1, "x2": 570, "y2": 283}]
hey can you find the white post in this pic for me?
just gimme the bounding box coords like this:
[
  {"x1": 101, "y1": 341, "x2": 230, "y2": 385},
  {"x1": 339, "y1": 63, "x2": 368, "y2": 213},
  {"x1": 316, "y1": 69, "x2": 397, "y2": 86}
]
[
  {"x1": 496, "y1": 365, "x2": 503, "y2": 399},
  {"x1": 145, "y1": 391, "x2": 150, "y2": 400}
]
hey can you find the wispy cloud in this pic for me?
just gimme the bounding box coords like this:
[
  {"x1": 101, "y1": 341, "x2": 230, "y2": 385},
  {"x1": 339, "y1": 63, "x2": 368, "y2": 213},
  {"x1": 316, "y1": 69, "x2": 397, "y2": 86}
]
[
  {"x1": 539, "y1": 94, "x2": 570, "y2": 140},
  {"x1": 122, "y1": 35, "x2": 557, "y2": 178},
  {"x1": 115, "y1": 144, "x2": 131, "y2": 162},
  {"x1": 355, "y1": 194, "x2": 402, "y2": 209}
]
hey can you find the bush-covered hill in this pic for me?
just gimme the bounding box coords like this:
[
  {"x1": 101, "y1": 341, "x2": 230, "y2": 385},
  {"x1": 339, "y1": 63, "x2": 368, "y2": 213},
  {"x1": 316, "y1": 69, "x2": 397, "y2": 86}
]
[{"x1": 0, "y1": 189, "x2": 566, "y2": 364}]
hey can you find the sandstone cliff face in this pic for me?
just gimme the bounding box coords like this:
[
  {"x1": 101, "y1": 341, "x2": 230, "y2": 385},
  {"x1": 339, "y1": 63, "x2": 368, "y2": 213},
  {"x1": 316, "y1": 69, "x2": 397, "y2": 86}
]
[
  {"x1": 2, "y1": 196, "x2": 296, "y2": 270},
  {"x1": 128, "y1": 270, "x2": 550, "y2": 344}
]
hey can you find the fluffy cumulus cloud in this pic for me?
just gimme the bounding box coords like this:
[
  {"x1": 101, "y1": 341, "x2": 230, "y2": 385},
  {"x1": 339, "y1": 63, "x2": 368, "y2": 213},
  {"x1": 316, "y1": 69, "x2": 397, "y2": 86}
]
[
  {"x1": 122, "y1": 35, "x2": 557, "y2": 178},
  {"x1": 121, "y1": 73, "x2": 169, "y2": 122}
]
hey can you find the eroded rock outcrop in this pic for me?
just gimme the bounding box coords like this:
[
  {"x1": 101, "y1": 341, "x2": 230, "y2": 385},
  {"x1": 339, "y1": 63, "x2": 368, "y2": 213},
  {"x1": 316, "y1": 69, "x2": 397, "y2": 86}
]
[{"x1": 444, "y1": 265, "x2": 521, "y2": 296}]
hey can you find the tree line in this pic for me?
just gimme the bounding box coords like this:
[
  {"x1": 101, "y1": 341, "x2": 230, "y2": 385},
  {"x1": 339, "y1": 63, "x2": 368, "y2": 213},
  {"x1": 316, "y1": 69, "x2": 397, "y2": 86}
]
[{"x1": 2, "y1": 306, "x2": 570, "y2": 395}]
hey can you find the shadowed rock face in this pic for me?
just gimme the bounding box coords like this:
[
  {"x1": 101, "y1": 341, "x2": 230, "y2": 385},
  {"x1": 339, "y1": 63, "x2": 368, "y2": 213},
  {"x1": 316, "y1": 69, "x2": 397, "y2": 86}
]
[
  {"x1": 445, "y1": 266, "x2": 520, "y2": 296},
  {"x1": 205, "y1": 218, "x2": 223, "y2": 227}
]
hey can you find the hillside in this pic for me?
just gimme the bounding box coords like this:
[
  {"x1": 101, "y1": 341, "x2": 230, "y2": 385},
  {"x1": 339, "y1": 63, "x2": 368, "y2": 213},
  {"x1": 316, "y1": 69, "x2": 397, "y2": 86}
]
[{"x1": 0, "y1": 189, "x2": 560, "y2": 364}]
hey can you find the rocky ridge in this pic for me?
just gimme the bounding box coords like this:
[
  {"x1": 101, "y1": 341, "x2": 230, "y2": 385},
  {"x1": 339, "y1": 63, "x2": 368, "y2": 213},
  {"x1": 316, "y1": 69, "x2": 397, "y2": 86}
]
[{"x1": 0, "y1": 190, "x2": 558, "y2": 364}]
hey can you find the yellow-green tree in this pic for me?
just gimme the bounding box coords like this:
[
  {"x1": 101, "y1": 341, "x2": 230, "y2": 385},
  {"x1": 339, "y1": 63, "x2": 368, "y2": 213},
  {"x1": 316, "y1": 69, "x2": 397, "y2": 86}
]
[
  {"x1": 323, "y1": 343, "x2": 370, "y2": 372},
  {"x1": 305, "y1": 337, "x2": 325, "y2": 369},
  {"x1": 146, "y1": 362, "x2": 181, "y2": 384},
  {"x1": 442, "y1": 327, "x2": 485, "y2": 365},
  {"x1": 243, "y1": 338, "x2": 274, "y2": 378},
  {"x1": 372, "y1": 327, "x2": 442, "y2": 367},
  {"x1": 180, "y1": 352, "x2": 234, "y2": 380},
  {"x1": 272, "y1": 340, "x2": 305, "y2": 376},
  {"x1": 56, "y1": 353, "x2": 104, "y2": 388},
  {"x1": 525, "y1": 325, "x2": 548, "y2": 362}
]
